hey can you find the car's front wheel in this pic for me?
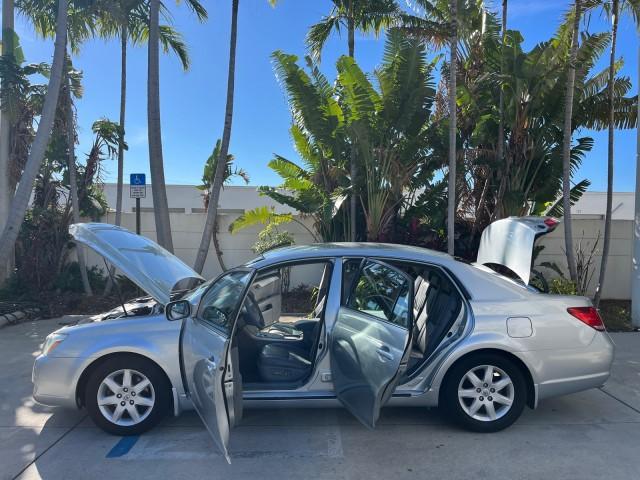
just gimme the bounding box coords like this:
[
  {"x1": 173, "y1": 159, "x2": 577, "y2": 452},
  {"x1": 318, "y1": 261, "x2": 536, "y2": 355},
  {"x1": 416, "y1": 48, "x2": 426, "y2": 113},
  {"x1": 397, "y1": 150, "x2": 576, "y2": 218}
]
[
  {"x1": 442, "y1": 353, "x2": 527, "y2": 432},
  {"x1": 85, "y1": 355, "x2": 170, "y2": 435}
]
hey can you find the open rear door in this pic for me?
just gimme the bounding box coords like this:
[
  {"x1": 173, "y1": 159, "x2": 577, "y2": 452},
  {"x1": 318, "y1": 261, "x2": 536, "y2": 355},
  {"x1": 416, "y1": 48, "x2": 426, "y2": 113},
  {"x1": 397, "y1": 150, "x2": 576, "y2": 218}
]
[
  {"x1": 330, "y1": 259, "x2": 413, "y2": 428},
  {"x1": 180, "y1": 270, "x2": 253, "y2": 463}
]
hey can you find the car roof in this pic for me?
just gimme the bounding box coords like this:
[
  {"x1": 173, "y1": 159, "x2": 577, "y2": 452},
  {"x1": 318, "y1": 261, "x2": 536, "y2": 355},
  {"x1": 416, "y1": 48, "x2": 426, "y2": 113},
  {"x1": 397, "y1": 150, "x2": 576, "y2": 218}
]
[{"x1": 246, "y1": 242, "x2": 533, "y2": 302}]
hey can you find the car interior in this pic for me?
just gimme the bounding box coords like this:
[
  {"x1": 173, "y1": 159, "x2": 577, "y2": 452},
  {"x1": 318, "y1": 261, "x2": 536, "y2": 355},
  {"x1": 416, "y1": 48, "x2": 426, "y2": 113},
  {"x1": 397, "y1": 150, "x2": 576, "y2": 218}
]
[
  {"x1": 234, "y1": 260, "x2": 332, "y2": 389},
  {"x1": 402, "y1": 262, "x2": 464, "y2": 374},
  {"x1": 233, "y1": 258, "x2": 464, "y2": 390}
]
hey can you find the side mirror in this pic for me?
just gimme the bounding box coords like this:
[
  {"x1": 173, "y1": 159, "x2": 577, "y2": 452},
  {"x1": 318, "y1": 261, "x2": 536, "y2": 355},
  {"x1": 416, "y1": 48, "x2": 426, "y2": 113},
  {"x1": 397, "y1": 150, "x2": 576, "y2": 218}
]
[{"x1": 166, "y1": 300, "x2": 191, "y2": 321}]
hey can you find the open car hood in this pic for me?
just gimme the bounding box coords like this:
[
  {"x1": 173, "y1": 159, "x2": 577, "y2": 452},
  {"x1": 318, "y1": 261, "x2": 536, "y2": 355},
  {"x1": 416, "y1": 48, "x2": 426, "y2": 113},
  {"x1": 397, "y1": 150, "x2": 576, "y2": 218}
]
[
  {"x1": 476, "y1": 216, "x2": 558, "y2": 284},
  {"x1": 69, "y1": 223, "x2": 204, "y2": 305}
]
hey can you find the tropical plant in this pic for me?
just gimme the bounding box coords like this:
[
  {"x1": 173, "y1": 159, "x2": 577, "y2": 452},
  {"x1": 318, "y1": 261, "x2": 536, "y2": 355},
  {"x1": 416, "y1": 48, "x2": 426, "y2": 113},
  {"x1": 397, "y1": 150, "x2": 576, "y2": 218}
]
[
  {"x1": 229, "y1": 205, "x2": 319, "y2": 242},
  {"x1": 0, "y1": 0, "x2": 16, "y2": 282},
  {"x1": 251, "y1": 223, "x2": 294, "y2": 254},
  {"x1": 307, "y1": 0, "x2": 401, "y2": 241},
  {"x1": 448, "y1": 3, "x2": 635, "y2": 226},
  {"x1": 251, "y1": 33, "x2": 441, "y2": 244},
  {"x1": 562, "y1": 0, "x2": 584, "y2": 283},
  {"x1": 194, "y1": 0, "x2": 276, "y2": 274},
  {"x1": 62, "y1": 55, "x2": 92, "y2": 294},
  {"x1": 594, "y1": 0, "x2": 640, "y2": 305},
  {"x1": 198, "y1": 139, "x2": 249, "y2": 209},
  {"x1": 447, "y1": 0, "x2": 457, "y2": 255},
  {"x1": 79, "y1": 118, "x2": 124, "y2": 218},
  {"x1": 0, "y1": 0, "x2": 69, "y2": 270},
  {"x1": 197, "y1": 138, "x2": 249, "y2": 271}
]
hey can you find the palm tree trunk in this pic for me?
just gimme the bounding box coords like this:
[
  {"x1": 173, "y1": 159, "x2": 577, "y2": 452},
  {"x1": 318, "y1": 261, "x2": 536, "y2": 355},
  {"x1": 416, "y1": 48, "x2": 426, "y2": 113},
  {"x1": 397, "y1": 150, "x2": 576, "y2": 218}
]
[
  {"x1": 115, "y1": 23, "x2": 127, "y2": 227},
  {"x1": 348, "y1": 0, "x2": 356, "y2": 241},
  {"x1": 447, "y1": 0, "x2": 458, "y2": 256},
  {"x1": 193, "y1": 0, "x2": 239, "y2": 274},
  {"x1": 0, "y1": 0, "x2": 68, "y2": 268},
  {"x1": 147, "y1": 0, "x2": 173, "y2": 252},
  {"x1": 495, "y1": 0, "x2": 507, "y2": 220},
  {"x1": 632, "y1": 29, "x2": 640, "y2": 328},
  {"x1": 561, "y1": 0, "x2": 582, "y2": 284},
  {"x1": 0, "y1": 0, "x2": 15, "y2": 282},
  {"x1": 104, "y1": 23, "x2": 129, "y2": 296},
  {"x1": 64, "y1": 61, "x2": 92, "y2": 295},
  {"x1": 594, "y1": 0, "x2": 619, "y2": 306}
]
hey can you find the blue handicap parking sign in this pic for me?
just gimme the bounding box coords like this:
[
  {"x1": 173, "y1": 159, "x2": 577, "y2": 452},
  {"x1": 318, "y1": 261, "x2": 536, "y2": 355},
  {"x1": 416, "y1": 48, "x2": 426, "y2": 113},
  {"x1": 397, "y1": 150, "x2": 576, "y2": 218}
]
[{"x1": 130, "y1": 173, "x2": 146, "y2": 186}]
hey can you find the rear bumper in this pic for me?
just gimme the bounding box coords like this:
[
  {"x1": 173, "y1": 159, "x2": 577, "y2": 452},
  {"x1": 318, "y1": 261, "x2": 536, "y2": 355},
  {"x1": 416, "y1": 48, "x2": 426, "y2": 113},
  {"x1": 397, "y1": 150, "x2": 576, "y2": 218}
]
[
  {"x1": 535, "y1": 332, "x2": 614, "y2": 402},
  {"x1": 32, "y1": 355, "x2": 81, "y2": 408}
]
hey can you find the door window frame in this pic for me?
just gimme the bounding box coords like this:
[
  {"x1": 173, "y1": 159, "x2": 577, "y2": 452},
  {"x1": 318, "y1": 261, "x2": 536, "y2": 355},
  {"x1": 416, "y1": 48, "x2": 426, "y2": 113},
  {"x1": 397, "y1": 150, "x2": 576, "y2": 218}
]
[
  {"x1": 341, "y1": 257, "x2": 415, "y2": 330},
  {"x1": 194, "y1": 267, "x2": 257, "y2": 337},
  {"x1": 247, "y1": 257, "x2": 337, "y2": 322}
]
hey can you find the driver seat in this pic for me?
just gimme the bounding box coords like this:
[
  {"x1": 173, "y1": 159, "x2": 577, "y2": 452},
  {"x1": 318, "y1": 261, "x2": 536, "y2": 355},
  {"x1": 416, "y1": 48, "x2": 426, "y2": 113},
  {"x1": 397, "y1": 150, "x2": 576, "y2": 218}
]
[{"x1": 257, "y1": 314, "x2": 323, "y2": 383}]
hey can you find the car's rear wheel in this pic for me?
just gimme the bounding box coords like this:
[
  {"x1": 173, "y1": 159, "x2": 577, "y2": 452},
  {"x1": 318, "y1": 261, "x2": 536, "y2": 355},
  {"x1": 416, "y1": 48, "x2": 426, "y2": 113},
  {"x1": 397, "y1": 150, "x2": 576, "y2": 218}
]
[
  {"x1": 442, "y1": 353, "x2": 527, "y2": 432},
  {"x1": 85, "y1": 355, "x2": 170, "y2": 435}
]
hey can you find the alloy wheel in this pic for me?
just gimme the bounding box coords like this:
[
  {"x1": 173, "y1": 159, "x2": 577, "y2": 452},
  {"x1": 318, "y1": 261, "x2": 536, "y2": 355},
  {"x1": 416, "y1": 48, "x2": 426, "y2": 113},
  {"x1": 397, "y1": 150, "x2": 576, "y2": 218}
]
[
  {"x1": 97, "y1": 368, "x2": 155, "y2": 426},
  {"x1": 457, "y1": 364, "x2": 515, "y2": 422}
]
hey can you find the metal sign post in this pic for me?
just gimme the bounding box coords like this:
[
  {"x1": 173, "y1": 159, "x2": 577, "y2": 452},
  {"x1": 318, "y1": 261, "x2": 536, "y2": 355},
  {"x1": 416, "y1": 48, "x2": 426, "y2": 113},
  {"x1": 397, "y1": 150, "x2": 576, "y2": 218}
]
[{"x1": 130, "y1": 173, "x2": 146, "y2": 235}]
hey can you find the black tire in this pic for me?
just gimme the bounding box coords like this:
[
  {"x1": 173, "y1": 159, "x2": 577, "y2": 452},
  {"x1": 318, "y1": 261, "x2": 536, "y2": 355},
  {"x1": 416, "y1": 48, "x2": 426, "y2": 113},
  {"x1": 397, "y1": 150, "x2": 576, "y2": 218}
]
[
  {"x1": 441, "y1": 353, "x2": 527, "y2": 433},
  {"x1": 85, "y1": 355, "x2": 171, "y2": 435}
]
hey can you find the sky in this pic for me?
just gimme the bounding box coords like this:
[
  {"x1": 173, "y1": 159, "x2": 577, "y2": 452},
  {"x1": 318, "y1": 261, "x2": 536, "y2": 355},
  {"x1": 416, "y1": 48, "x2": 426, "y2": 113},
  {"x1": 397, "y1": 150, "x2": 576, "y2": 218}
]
[{"x1": 5, "y1": 0, "x2": 640, "y2": 192}]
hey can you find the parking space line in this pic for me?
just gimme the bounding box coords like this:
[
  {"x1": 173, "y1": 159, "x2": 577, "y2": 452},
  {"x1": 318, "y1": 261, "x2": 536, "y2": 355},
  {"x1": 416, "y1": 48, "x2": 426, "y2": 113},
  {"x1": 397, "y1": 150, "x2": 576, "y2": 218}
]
[
  {"x1": 106, "y1": 435, "x2": 140, "y2": 458},
  {"x1": 598, "y1": 387, "x2": 640, "y2": 415},
  {"x1": 11, "y1": 415, "x2": 87, "y2": 480}
]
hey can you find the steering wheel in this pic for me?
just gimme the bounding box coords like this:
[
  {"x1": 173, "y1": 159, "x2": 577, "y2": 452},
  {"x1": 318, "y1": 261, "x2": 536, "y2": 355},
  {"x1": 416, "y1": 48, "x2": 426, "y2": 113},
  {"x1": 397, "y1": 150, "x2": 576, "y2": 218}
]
[{"x1": 203, "y1": 305, "x2": 228, "y2": 325}]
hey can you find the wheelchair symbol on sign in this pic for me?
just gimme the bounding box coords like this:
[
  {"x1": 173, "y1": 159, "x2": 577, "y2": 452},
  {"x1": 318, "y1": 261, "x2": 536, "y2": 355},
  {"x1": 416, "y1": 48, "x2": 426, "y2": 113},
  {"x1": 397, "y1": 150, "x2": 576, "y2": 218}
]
[{"x1": 130, "y1": 174, "x2": 146, "y2": 186}]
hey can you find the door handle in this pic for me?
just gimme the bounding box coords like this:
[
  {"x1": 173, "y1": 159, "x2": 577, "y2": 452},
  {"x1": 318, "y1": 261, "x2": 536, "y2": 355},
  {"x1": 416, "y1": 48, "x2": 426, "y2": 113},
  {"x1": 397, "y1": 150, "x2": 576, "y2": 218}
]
[{"x1": 376, "y1": 346, "x2": 393, "y2": 361}]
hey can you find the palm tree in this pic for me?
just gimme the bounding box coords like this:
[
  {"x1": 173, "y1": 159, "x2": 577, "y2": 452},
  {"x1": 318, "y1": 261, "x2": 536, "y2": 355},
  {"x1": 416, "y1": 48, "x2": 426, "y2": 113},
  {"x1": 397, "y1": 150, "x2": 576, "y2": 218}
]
[
  {"x1": 63, "y1": 55, "x2": 92, "y2": 295},
  {"x1": 193, "y1": 0, "x2": 276, "y2": 275},
  {"x1": 594, "y1": 0, "x2": 620, "y2": 306},
  {"x1": 494, "y1": 0, "x2": 507, "y2": 220},
  {"x1": 0, "y1": 0, "x2": 15, "y2": 281},
  {"x1": 147, "y1": 0, "x2": 172, "y2": 252},
  {"x1": 197, "y1": 139, "x2": 249, "y2": 271},
  {"x1": 307, "y1": 0, "x2": 400, "y2": 242},
  {"x1": 97, "y1": 0, "x2": 197, "y2": 228},
  {"x1": 0, "y1": 0, "x2": 68, "y2": 269},
  {"x1": 447, "y1": 0, "x2": 457, "y2": 255},
  {"x1": 562, "y1": 0, "x2": 583, "y2": 284},
  {"x1": 147, "y1": 0, "x2": 206, "y2": 253}
]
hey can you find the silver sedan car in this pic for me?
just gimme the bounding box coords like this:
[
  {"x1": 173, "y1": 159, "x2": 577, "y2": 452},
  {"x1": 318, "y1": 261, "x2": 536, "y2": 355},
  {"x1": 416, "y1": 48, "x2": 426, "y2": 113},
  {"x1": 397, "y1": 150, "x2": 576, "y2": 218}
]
[{"x1": 33, "y1": 217, "x2": 614, "y2": 462}]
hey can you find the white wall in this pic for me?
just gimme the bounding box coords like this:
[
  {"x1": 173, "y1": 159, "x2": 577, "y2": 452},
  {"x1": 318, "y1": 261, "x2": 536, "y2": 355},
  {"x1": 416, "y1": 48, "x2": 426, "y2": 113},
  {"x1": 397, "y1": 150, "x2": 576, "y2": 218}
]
[
  {"x1": 535, "y1": 218, "x2": 632, "y2": 300},
  {"x1": 87, "y1": 211, "x2": 317, "y2": 280}
]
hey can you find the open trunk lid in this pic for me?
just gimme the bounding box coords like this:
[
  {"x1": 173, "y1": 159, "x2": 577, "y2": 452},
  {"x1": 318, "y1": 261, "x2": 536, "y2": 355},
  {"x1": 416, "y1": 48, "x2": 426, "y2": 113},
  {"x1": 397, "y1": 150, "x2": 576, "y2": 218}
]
[
  {"x1": 69, "y1": 223, "x2": 204, "y2": 305},
  {"x1": 476, "y1": 216, "x2": 559, "y2": 284}
]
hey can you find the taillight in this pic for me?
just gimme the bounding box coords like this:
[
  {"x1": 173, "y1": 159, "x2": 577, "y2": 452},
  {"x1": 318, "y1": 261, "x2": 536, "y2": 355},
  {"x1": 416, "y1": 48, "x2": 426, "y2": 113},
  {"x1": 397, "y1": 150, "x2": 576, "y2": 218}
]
[
  {"x1": 567, "y1": 307, "x2": 605, "y2": 331},
  {"x1": 544, "y1": 217, "x2": 559, "y2": 230}
]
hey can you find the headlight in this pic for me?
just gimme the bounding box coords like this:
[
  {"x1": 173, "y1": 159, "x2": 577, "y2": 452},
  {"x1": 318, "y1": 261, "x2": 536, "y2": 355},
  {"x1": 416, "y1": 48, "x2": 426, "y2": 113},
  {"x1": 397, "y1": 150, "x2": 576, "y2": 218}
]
[{"x1": 42, "y1": 333, "x2": 67, "y2": 355}]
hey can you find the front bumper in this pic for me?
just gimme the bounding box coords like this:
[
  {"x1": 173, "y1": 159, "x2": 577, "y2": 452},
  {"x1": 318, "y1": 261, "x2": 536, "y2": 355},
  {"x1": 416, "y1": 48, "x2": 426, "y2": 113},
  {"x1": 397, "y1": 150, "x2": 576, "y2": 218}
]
[{"x1": 32, "y1": 354, "x2": 82, "y2": 408}]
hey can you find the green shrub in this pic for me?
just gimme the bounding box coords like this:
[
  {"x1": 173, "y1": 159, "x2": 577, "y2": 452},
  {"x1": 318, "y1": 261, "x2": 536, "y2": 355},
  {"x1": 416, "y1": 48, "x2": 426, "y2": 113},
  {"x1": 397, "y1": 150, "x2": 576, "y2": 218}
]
[
  {"x1": 548, "y1": 278, "x2": 577, "y2": 295},
  {"x1": 53, "y1": 262, "x2": 107, "y2": 293}
]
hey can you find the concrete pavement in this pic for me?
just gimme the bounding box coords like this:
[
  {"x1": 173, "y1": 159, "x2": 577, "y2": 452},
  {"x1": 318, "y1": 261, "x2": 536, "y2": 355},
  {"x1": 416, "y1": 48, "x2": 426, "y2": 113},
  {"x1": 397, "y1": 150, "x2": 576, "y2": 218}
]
[{"x1": 1, "y1": 317, "x2": 639, "y2": 480}]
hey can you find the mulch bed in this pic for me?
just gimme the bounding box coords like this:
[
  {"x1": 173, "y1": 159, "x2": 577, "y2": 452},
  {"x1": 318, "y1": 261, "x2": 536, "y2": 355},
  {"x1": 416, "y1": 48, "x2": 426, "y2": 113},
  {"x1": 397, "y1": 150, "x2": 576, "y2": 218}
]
[
  {"x1": 33, "y1": 291, "x2": 123, "y2": 319},
  {"x1": 599, "y1": 300, "x2": 635, "y2": 332}
]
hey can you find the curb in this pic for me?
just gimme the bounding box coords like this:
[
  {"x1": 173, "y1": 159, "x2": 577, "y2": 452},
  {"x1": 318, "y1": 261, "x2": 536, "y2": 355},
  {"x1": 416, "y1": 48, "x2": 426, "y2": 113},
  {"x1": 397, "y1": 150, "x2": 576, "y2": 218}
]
[{"x1": 0, "y1": 308, "x2": 41, "y2": 329}]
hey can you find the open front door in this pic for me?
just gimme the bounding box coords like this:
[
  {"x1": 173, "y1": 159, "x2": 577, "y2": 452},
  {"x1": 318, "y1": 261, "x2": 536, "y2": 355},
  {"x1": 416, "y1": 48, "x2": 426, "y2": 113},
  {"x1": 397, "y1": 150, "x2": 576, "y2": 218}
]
[
  {"x1": 179, "y1": 270, "x2": 253, "y2": 463},
  {"x1": 330, "y1": 259, "x2": 413, "y2": 428}
]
